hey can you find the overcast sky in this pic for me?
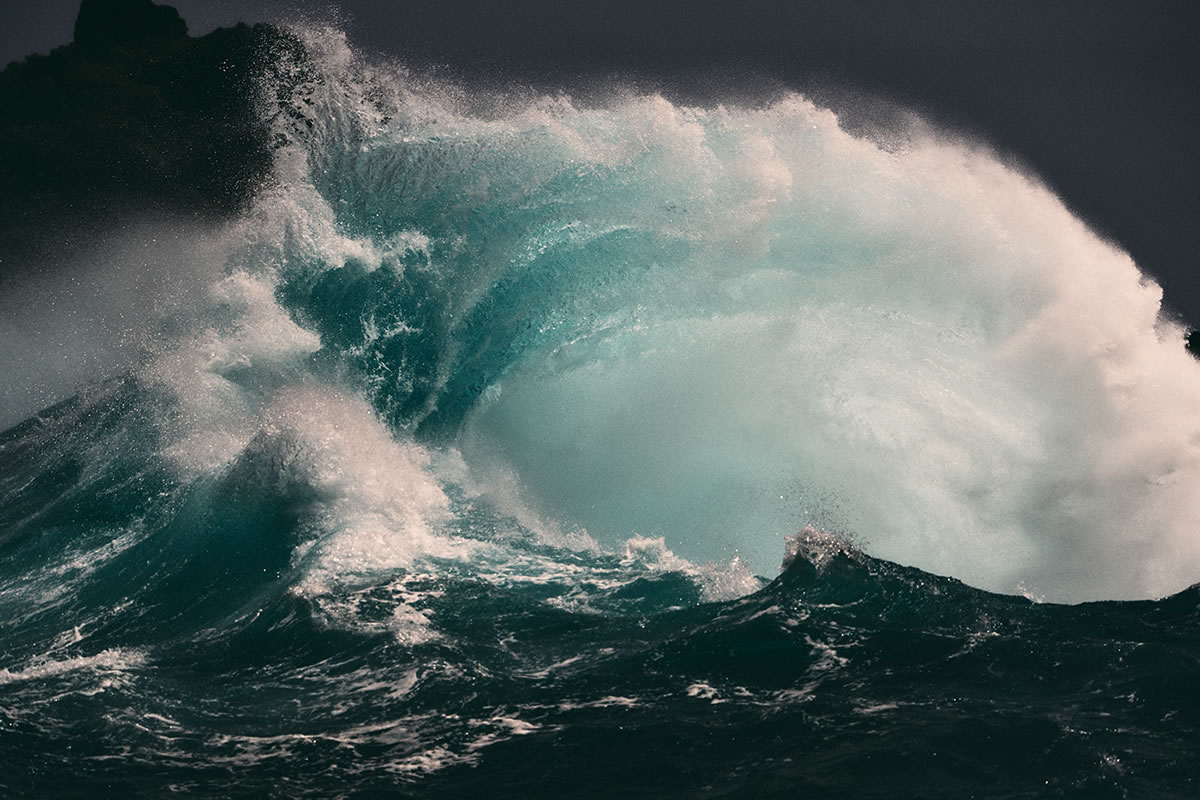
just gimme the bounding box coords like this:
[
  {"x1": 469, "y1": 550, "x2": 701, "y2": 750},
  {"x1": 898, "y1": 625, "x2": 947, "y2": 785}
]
[{"x1": 3, "y1": 1, "x2": 1199, "y2": 323}]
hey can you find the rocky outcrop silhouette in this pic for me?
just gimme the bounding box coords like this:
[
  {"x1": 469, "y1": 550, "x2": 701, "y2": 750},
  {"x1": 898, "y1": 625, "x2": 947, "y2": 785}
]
[
  {"x1": 0, "y1": 2, "x2": 307, "y2": 275},
  {"x1": 73, "y1": 0, "x2": 188, "y2": 51}
]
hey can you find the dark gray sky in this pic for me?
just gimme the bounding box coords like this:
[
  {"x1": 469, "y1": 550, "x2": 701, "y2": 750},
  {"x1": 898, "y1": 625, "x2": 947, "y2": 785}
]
[{"x1": 3, "y1": 1, "x2": 1199, "y2": 323}]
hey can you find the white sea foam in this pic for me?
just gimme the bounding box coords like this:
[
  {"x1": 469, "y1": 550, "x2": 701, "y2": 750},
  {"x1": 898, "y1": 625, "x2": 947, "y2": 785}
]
[
  {"x1": 242, "y1": 388, "x2": 469, "y2": 638},
  {"x1": 0, "y1": 648, "x2": 147, "y2": 688},
  {"x1": 621, "y1": 535, "x2": 764, "y2": 602}
]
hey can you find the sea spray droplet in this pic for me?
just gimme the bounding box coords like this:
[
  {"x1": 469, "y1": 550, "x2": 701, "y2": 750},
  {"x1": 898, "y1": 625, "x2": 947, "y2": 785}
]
[{"x1": 780, "y1": 526, "x2": 859, "y2": 573}]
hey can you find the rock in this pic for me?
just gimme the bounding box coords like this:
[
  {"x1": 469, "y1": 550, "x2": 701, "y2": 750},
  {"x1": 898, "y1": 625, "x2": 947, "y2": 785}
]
[
  {"x1": 0, "y1": 6, "x2": 310, "y2": 277},
  {"x1": 73, "y1": 0, "x2": 188, "y2": 51}
]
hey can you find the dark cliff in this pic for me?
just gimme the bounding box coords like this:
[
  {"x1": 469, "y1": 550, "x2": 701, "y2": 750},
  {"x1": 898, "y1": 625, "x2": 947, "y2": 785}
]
[{"x1": 0, "y1": 1, "x2": 307, "y2": 275}]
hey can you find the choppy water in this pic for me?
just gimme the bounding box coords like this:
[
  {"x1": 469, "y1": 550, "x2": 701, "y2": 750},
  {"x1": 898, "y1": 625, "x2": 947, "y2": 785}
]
[{"x1": 1, "y1": 24, "x2": 1198, "y2": 798}]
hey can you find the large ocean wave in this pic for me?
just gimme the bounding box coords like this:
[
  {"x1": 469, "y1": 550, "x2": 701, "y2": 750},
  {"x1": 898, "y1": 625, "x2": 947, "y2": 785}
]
[{"x1": 98, "y1": 24, "x2": 1200, "y2": 603}]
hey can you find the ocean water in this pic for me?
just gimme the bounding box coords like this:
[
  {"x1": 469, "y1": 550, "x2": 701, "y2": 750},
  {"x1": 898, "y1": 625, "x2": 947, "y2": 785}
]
[{"x1": 1, "y1": 25, "x2": 1198, "y2": 798}]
